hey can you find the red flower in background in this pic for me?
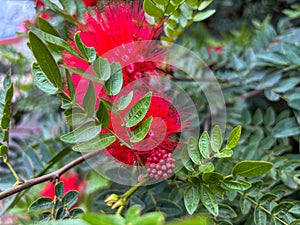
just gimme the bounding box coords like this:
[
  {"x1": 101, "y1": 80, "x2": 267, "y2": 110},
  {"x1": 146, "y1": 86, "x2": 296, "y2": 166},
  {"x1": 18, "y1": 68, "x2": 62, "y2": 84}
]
[
  {"x1": 40, "y1": 172, "x2": 86, "y2": 199},
  {"x1": 83, "y1": 0, "x2": 98, "y2": 7}
]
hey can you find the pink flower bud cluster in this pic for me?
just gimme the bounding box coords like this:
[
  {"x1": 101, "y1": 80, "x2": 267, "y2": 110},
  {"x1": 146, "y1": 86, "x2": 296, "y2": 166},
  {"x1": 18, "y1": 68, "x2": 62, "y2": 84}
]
[{"x1": 146, "y1": 150, "x2": 175, "y2": 180}]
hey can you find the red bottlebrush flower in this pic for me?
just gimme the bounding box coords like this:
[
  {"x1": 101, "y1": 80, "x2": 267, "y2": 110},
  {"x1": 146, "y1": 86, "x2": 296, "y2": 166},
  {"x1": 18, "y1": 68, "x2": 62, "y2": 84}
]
[
  {"x1": 63, "y1": 0, "x2": 165, "y2": 100},
  {"x1": 83, "y1": 0, "x2": 98, "y2": 7},
  {"x1": 40, "y1": 172, "x2": 86, "y2": 199},
  {"x1": 36, "y1": 0, "x2": 45, "y2": 8},
  {"x1": 105, "y1": 91, "x2": 183, "y2": 171}
]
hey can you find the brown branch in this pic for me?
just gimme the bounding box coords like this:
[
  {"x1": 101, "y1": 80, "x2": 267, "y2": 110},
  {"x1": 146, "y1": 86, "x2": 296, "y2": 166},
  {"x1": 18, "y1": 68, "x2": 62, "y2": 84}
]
[
  {"x1": 235, "y1": 89, "x2": 263, "y2": 101},
  {"x1": 0, "y1": 150, "x2": 102, "y2": 200}
]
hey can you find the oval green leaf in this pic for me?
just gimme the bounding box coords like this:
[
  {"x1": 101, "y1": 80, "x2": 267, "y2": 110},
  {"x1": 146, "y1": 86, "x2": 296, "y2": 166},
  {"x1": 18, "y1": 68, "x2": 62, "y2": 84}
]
[
  {"x1": 73, "y1": 134, "x2": 116, "y2": 152},
  {"x1": 130, "y1": 117, "x2": 153, "y2": 143},
  {"x1": 188, "y1": 136, "x2": 201, "y2": 165},
  {"x1": 198, "y1": 131, "x2": 210, "y2": 159},
  {"x1": 232, "y1": 160, "x2": 273, "y2": 177},
  {"x1": 184, "y1": 186, "x2": 199, "y2": 215},
  {"x1": 226, "y1": 125, "x2": 242, "y2": 149}
]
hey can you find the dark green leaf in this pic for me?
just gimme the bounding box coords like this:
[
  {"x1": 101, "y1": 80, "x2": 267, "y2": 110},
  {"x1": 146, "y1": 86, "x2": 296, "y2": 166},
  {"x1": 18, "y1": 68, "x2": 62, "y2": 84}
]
[
  {"x1": 258, "y1": 194, "x2": 278, "y2": 205},
  {"x1": 96, "y1": 100, "x2": 110, "y2": 128},
  {"x1": 199, "y1": 185, "x2": 219, "y2": 216},
  {"x1": 130, "y1": 117, "x2": 153, "y2": 143},
  {"x1": 29, "y1": 197, "x2": 52, "y2": 210},
  {"x1": 62, "y1": 191, "x2": 79, "y2": 209},
  {"x1": 221, "y1": 180, "x2": 251, "y2": 191},
  {"x1": 60, "y1": 121, "x2": 101, "y2": 143},
  {"x1": 70, "y1": 208, "x2": 84, "y2": 218},
  {"x1": 232, "y1": 160, "x2": 273, "y2": 177},
  {"x1": 66, "y1": 69, "x2": 75, "y2": 101},
  {"x1": 226, "y1": 125, "x2": 242, "y2": 149},
  {"x1": 254, "y1": 207, "x2": 267, "y2": 225},
  {"x1": 56, "y1": 207, "x2": 68, "y2": 219},
  {"x1": 55, "y1": 182, "x2": 64, "y2": 199},
  {"x1": 92, "y1": 57, "x2": 111, "y2": 81},
  {"x1": 28, "y1": 26, "x2": 83, "y2": 60},
  {"x1": 37, "y1": 17, "x2": 60, "y2": 37},
  {"x1": 73, "y1": 133, "x2": 116, "y2": 152},
  {"x1": 105, "y1": 62, "x2": 123, "y2": 96},
  {"x1": 202, "y1": 172, "x2": 224, "y2": 184},
  {"x1": 184, "y1": 186, "x2": 199, "y2": 215},
  {"x1": 74, "y1": 31, "x2": 96, "y2": 63},
  {"x1": 264, "y1": 107, "x2": 275, "y2": 126},
  {"x1": 188, "y1": 136, "x2": 201, "y2": 165},
  {"x1": 211, "y1": 125, "x2": 222, "y2": 152},
  {"x1": 125, "y1": 92, "x2": 152, "y2": 127},
  {"x1": 32, "y1": 62, "x2": 58, "y2": 95},
  {"x1": 0, "y1": 145, "x2": 8, "y2": 156},
  {"x1": 273, "y1": 117, "x2": 300, "y2": 138},
  {"x1": 271, "y1": 202, "x2": 294, "y2": 216},
  {"x1": 198, "y1": 131, "x2": 210, "y2": 159},
  {"x1": 28, "y1": 32, "x2": 62, "y2": 88},
  {"x1": 83, "y1": 81, "x2": 96, "y2": 116}
]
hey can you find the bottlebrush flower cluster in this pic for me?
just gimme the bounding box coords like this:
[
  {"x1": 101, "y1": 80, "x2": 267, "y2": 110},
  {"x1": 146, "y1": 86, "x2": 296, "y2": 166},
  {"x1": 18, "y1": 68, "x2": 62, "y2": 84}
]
[{"x1": 63, "y1": 0, "x2": 189, "y2": 180}]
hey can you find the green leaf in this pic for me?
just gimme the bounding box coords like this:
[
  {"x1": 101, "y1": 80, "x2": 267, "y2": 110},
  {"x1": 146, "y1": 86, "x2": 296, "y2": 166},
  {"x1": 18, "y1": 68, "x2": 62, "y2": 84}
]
[
  {"x1": 254, "y1": 207, "x2": 267, "y2": 225},
  {"x1": 214, "y1": 149, "x2": 233, "y2": 158},
  {"x1": 0, "y1": 145, "x2": 8, "y2": 157},
  {"x1": 130, "y1": 117, "x2": 153, "y2": 143},
  {"x1": 115, "y1": 91, "x2": 133, "y2": 111},
  {"x1": 273, "y1": 117, "x2": 300, "y2": 138},
  {"x1": 96, "y1": 100, "x2": 110, "y2": 128},
  {"x1": 59, "y1": 0, "x2": 76, "y2": 16},
  {"x1": 193, "y1": 9, "x2": 216, "y2": 22},
  {"x1": 70, "y1": 208, "x2": 84, "y2": 218},
  {"x1": 74, "y1": 31, "x2": 96, "y2": 63},
  {"x1": 188, "y1": 136, "x2": 201, "y2": 165},
  {"x1": 290, "y1": 220, "x2": 300, "y2": 225},
  {"x1": 125, "y1": 205, "x2": 141, "y2": 223},
  {"x1": 64, "y1": 66, "x2": 103, "y2": 84},
  {"x1": 105, "y1": 62, "x2": 123, "y2": 96},
  {"x1": 29, "y1": 197, "x2": 52, "y2": 210},
  {"x1": 32, "y1": 62, "x2": 59, "y2": 95},
  {"x1": 131, "y1": 212, "x2": 164, "y2": 225},
  {"x1": 62, "y1": 191, "x2": 79, "y2": 209},
  {"x1": 253, "y1": 109, "x2": 263, "y2": 125},
  {"x1": 199, "y1": 185, "x2": 219, "y2": 216},
  {"x1": 66, "y1": 69, "x2": 75, "y2": 101},
  {"x1": 83, "y1": 81, "x2": 96, "y2": 116},
  {"x1": 198, "y1": 131, "x2": 210, "y2": 159},
  {"x1": 125, "y1": 92, "x2": 152, "y2": 127},
  {"x1": 258, "y1": 194, "x2": 278, "y2": 205},
  {"x1": 73, "y1": 134, "x2": 116, "y2": 152},
  {"x1": 37, "y1": 17, "x2": 60, "y2": 37},
  {"x1": 221, "y1": 180, "x2": 251, "y2": 191},
  {"x1": 226, "y1": 125, "x2": 242, "y2": 149},
  {"x1": 92, "y1": 57, "x2": 111, "y2": 81},
  {"x1": 144, "y1": 0, "x2": 164, "y2": 18},
  {"x1": 240, "y1": 198, "x2": 251, "y2": 215},
  {"x1": 65, "y1": 107, "x2": 88, "y2": 126},
  {"x1": 271, "y1": 202, "x2": 294, "y2": 216},
  {"x1": 232, "y1": 160, "x2": 273, "y2": 177},
  {"x1": 82, "y1": 213, "x2": 126, "y2": 225},
  {"x1": 211, "y1": 125, "x2": 222, "y2": 152},
  {"x1": 263, "y1": 107, "x2": 275, "y2": 126},
  {"x1": 202, "y1": 172, "x2": 224, "y2": 184},
  {"x1": 181, "y1": 146, "x2": 194, "y2": 171},
  {"x1": 184, "y1": 186, "x2": 200, "y2": 215},
  {"x1": 28, "y1": 26, "x2": 83, "y2": 60},
  {"x1": 198, "y1": 0, "x2": 213, "y2": 10},
  {"x1": 55, "y1": 182, "x2": 64, "y2": 199},
  {"x1": 28, "y1": 31, "x2": 62, "y2": 88},
  {"x1": 60, "y1": 121, "x2": 101, "y2": 143}
]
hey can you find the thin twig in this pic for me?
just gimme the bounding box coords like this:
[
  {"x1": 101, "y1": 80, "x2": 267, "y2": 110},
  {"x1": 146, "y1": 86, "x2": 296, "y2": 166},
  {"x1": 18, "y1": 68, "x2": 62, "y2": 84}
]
[{"x1": 0, "y1": 149, "x2": 102, "y2": 200}]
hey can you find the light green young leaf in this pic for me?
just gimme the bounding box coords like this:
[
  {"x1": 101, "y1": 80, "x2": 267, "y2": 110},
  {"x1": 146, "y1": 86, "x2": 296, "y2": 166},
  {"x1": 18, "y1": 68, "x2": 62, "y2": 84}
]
[
  {"x1": 144, "y1": 0, "x2": 164, "y2": 18},
  {"x1": 226, "y1": 125, "x2": 242, "y2": 149},
  {"x1": 193, "y1": 9, "x2": 216, "y2": 22}
]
